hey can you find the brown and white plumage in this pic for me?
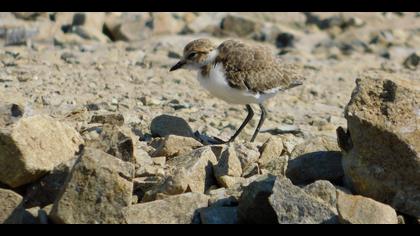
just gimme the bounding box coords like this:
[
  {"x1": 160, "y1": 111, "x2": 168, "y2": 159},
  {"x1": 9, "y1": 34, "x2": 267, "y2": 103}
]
[
  {"x1": 214, "y1": 39, "x2": 303, "y2": 94},
  {"x1": 170, "y1": 38, "x2": 304, "y2": 143}
]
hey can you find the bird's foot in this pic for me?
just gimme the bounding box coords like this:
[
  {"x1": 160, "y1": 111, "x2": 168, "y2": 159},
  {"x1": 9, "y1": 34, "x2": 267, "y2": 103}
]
[{"x1": 210, "y1": 136, "x2": 229, "y2": 145}]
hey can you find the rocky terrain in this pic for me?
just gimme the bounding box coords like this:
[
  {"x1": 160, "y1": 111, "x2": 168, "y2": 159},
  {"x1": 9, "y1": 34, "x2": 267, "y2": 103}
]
[{"x1": 0, "y1": 12, "x2": 419, "y2": 224}]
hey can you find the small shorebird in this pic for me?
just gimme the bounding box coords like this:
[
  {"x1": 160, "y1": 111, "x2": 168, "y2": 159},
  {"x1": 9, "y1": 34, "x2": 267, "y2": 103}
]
[{"x1": 170, "y1": 39, "x2": 303, "y2": 143}]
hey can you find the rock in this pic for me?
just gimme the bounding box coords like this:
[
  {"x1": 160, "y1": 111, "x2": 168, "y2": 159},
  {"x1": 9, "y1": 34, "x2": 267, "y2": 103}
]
[
  {"x1": 135, "y1": 164, "x2": 165, "y2": 177},
  {"x1": 151, "y1": 135, "x2": 203, "y2": 158},
  {"x1": 151, "y1": 12, "x2": 184, "y2": 35},
  {"x1": 208, "y1": 188, "x2": 239, "y2": 207},
  {"x1": 200, "y1": 207, "x2": 238, "y2": 224},
  {"x1": 242, "y1": 162, "x2": 260, "y2": 178},
  {"x1": 258, "y1": 136, "x2": 284, "y2": 167},
  {"x1": 4, "y1": 27, "x2": 38, "y2": 46},
  {"x1": 214, "y1": 146, "x2": 242, "y2": 178},
  {"x1": 280, "y1": 133, "x2": 305, "y2": 155},
  {"x1": 286, "y1": 136, "x2": 344, "y2": 185},
  {"x1": 12, "y1": 12, "x2": 45, "y2": 21},
  {"x1": 217, "y1": 176, "x2": 245, "y2": 189},
  {"x1": 21, "y1": 207, "x2": 41, "y2": 224},
  {"x1": 339, "y1": 76, "x2": 420, "y2": 218},
  {"x1": 260, "y1": 155, "x2": 288, "y2": 177},
  {"x1": 275, "y1": 32, "x2": 295, "y2": 48},
  {"x1": 0, "y1": 93, "x2": 25, "y2": 127},
  {"x1": 0, "y1": 188, "x2": 25, "y2": 224},
  {"x1": 403, "y1": 52, "x2": 419, "y2": 70},
  {"x1": 50, "y1": 148, "x2": 135, "y2": 224},
  {"x1": 23, "y1": 158, "x2": 77, "y2": 208},
  {"x1": 103, "y1": 13, "x2": 152, "y2": 42},
  {"x1": 233, "y1": 142, "x2": 261, "y2": 170},
  {"x1": 150, "y1": 114, "x2": 194, "y2": 138},
  {"x1": 124, "y1": 192, "x2": 209, "y2": 224},
  {"x1": 237, "y1": 174, "x2": 278, "y2": 224},
  {"x1": 303, "y1": 180, "x2": 337, "y2": 210},
  {"x1": 143, "y1": 147, "x2": 218, "y2": 201},
  {"x1": 0, "y1": 115, "x2": 84, "y2": 187},
  {"x1": 72, "y1": 12, "x2": 105, "y2": 30},
  {"x1": 337, "y1": 191, "x2": 398, "y2": 224},
  {"x1": 71, "y1": 26, "x2": 109, "y2": 43},
  {"x1": 82, "y1": 124, "x2": 136, "y2": 163},
  {"x1": 220, "y1": 15, "x2": 262, "y2": 38},
  {"x1": 90, "y1": 113, "x2": 124, "y2": 126},
  {"x1": 269, "y1": 177, "x2": 338, "y2": 224}
]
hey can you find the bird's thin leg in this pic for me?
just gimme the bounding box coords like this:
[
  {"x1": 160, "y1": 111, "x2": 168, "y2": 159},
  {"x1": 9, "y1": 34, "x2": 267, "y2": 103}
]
[
  {"x1": 250, "y1": 103, "x2": 267, "y2": 142},
  {"x1": 214, "y1": 104, "x2": 254, "y2": 144},
  {"x1": 228, "y1": 104, "x2": 254, "y2": 143}
]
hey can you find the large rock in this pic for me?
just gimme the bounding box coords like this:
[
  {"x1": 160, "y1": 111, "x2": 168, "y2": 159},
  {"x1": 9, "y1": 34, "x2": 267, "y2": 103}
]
[
  {"x1": 237, "y1": 174, "x2": 278, "y2": 224},
  {"x1": 151, "y1": 135, "x2": 203, "y2": 158},
  {"x1": 0, "y1": 115, "x2": 84, "y2": 187},
  {"x1": 150, "y1": 114, "x2": 194, "y2": 138},
  {"x1": 200, "y1": 207, "x2": 238, "y2": 224},
  {"x1": 0, "y1": 188, "x2": 25, "y2": 224},
  {"x1": 50, "y1": 148, "x2": 135, "y2": 224},
  {"x1": 143, "y1": 147, "x2": 217, "y2": 201},
  {"x1": 339, "y1": 76, "x2": 420, "y2": 217},
  {"x1": 269, "y1": 177, "x2": 338, "y2": 224},
  {"x1": 337, "y1": 191, "x2": 398, "y2": 224},
  {"x1": 124, "y1": 192, "x2": 209, "y2": 224},
  {"x1": 286, "y1": 136, "x2": 343, "y2": 185}
]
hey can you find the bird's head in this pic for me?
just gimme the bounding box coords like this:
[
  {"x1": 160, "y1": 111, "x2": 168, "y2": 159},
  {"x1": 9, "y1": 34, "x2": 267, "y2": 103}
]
[{"x1": 170, "y1": 38, "x2": 217, "y2": 72}]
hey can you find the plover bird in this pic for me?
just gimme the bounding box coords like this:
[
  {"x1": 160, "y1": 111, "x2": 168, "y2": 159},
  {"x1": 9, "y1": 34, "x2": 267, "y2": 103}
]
[{"x1": 170, "y1": 39, "x2": 303, "y2": 143}]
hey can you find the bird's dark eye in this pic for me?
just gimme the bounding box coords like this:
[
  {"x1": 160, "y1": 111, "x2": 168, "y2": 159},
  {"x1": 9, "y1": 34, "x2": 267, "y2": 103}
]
[{"x1": 188, "y1": 52, "x2": 197, "y2": 59}]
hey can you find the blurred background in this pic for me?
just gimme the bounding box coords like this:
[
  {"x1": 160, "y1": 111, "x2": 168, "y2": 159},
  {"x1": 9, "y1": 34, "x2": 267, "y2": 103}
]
[{"x1": 0, "y1": 12, "x2": 419, "y2": 142}]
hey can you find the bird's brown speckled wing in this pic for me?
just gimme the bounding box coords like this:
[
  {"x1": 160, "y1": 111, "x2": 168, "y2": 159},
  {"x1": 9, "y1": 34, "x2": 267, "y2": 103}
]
[{"x1": 215, "y1": 40, "x2": 303, "y2": 93}]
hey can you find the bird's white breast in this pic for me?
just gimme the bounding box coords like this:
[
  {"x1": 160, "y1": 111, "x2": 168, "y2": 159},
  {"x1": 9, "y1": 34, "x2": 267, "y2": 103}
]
[{"x1": 197, "y1": 63, "x2": 278, "y2": 104}]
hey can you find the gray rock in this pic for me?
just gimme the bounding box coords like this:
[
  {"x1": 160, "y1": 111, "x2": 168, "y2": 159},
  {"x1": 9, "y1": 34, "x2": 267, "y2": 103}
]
[
  {"x1": 237, "y1": 174, "x2": 278, "y2": 224},
  {"x1": 269, "y1": 177, "x2": 339, "y2": 224},
  {"x1": 124, "y1": 192, "x2": 209, "y2": 224},
  {"x1": 286, "y1": 136, "x2": 343, "y2": 185},
  {"x1": 0, "y1": 115, "x2": 84, "y2": 187},
  {"x1": 200, "y1": 207, "x2": 238, "y2": 224},
  {"x1": 337, "y1": 191, "x2": 398, "y2": 224},
  {"x1": 50, "y1": 148, "x2": 135, "y2": 224},
  {"x1": 150, "y1": 114, "x2": 194, "y2": 138},
  {"x1": 0, "y1": 188, "x2": 25, "y2": 224},
  {"x1": 339, "y1": 76, "x2": 420, "y2": 218}
]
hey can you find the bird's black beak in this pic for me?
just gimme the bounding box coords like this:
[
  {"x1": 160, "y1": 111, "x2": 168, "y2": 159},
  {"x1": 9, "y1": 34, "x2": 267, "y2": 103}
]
[{"x1": 170, "y1": 60, "x2": 185, "y2": 72}]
